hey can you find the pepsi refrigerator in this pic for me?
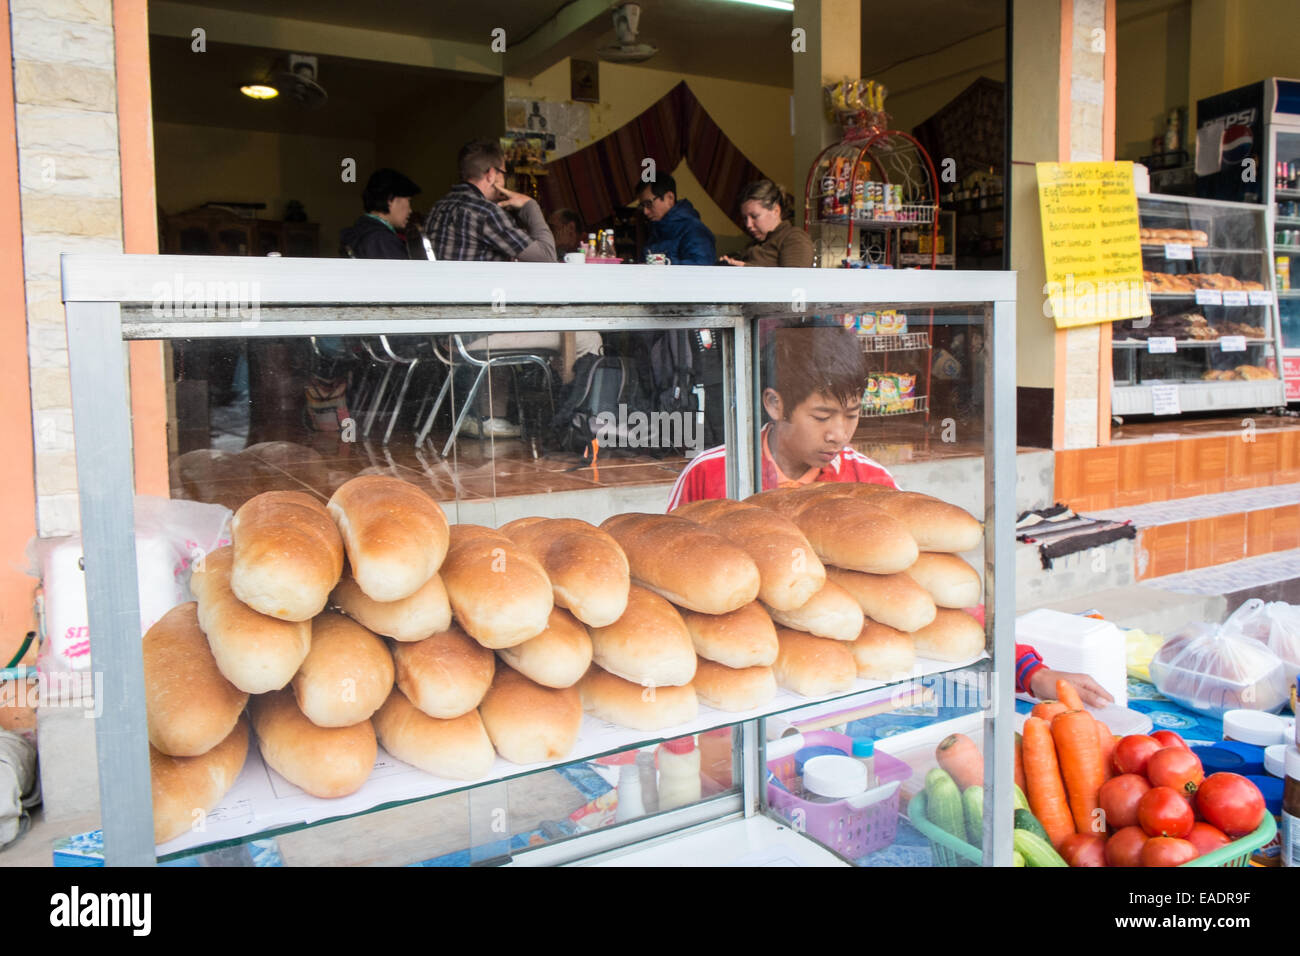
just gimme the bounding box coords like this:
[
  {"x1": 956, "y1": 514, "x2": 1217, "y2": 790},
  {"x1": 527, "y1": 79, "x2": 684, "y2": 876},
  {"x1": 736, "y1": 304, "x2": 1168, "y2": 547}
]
[{"x1": 1197, "y1": 78, "x2": 1300, "y2": 399}]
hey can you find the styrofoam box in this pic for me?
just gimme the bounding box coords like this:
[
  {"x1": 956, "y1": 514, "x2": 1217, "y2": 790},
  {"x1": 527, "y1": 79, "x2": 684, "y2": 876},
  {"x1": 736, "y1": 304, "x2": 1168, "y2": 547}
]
[{"x1": 1014, "y1": 609, "x2": 1128, "y2": 709}]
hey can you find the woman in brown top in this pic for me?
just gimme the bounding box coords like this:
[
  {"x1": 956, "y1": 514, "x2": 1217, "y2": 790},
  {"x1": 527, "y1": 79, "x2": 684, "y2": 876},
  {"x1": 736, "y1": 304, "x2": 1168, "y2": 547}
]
[{"x1": 720, "y1": 180, "x2": 814, "y2": 268}]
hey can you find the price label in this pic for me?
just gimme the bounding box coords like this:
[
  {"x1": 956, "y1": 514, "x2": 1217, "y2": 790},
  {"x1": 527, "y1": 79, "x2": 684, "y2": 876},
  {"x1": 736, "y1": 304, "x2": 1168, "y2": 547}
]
[
  {"x1": 1219, "y1": 335, "x2": 1247, "y2": 352},
  {"x1": 1164, "y1": 243, "x2": 1193, "y2": 260},
  {"x1": 1147, "y1": 337, "x2": 1177, "y2": 353},
  {"x1": 1222, "y1": 290, "x2": 1249, "y2": 306},
  {"x1": 1151, "y1": 384, "x2": 1181, "y2": 416},
  {"x1": 1249, "y1": 290, "x2": 1276, "y2": 306},
  {"x1": 1195, "y1": 289, "x2": 1224, "y2": 305}
]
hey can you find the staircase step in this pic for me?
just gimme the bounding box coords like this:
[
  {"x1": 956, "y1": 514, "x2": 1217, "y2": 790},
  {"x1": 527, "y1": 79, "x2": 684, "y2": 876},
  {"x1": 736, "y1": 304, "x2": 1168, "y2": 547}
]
[
  {"x1": 1081, "y1": 482, "x2": 1300, "y2": 528},
  {"x1": 1142, "y1": 547, "x2": 1300, "y2": 596},
  {"x1": 1016, "y1": 536, "x2": 1135, "y2": 611},
  {"x1": 1027, "y1": 584, "x2": 1228, "y2": 637}
]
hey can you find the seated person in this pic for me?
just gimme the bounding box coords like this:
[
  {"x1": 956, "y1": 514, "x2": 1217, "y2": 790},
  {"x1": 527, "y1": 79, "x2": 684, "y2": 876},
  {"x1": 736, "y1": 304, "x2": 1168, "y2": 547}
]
[
  {"x1": 637, "y1": 173, "x2": 716, "y2": 265},
  {"x1": 720, "y1": 180, "x2": 813, "y2": 268},
  {"x1": 547, "y1": 207, "x2": 585, "y2": 257}
]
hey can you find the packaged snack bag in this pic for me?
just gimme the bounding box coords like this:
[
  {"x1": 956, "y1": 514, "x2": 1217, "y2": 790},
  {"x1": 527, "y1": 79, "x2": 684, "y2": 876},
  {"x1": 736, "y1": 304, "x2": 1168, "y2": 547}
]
[
  {"x1": 878, "y1": 374, "x2": 900, "y2": 411},
  {"x1": 857, "y1": 311, "x2": 877, "y2": 335},
  {"x1": 862, "y1": 376, "x2": 880, "y2": 412},
  {"x1": 896, "y1": 373, "x2": 916, "y2": 411}
]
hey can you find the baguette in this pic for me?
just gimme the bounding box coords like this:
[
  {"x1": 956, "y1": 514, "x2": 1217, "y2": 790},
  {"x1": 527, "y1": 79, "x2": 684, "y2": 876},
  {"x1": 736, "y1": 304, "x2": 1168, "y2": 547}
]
[
  {"x1": 372, "y1": 687, "x2": 495, "y2": 781},
  {"x1": 680, "y1": 601, "x2": 779, "y2": 669},
  {"x1": 587, "y1": 584, "x2": 697, "y2": 688},
  {"x1": 904, "y1": 552, "x2": 982, "y2": 608},
  {"x1": 330, "y1": 569, "x2": 452, "y2": 643},
  {"x1": 327, "y1": 475, "x2": 450, "y2": 602},
  {"x1": 762, "y1": 579, "x2": 864, "y2": 642},
  {"x1": 692, "y1": 658, "x2": 777, "y2": 712},
  {"x1": 494, "y1": 607, "x2": 593, "y2": 689},
  {"x1": 858, "y1": 492, "x2": 982, "y2": 553},
  {"x1": 826, "y1": 567, "x2": 937, "y2": 634},
  {"x1": 478, "y1": 665, "x2": 583, "y2": 765},
  {"x1": 150, "y1": 717, "x2": 249, "y2": 844},
  {"x1": 391, "y1": 624, "x2": 496, "y2": 719},
  {"x1": 230, "y1": 491, "x2": 344, "y2": 622},
  {"x1": 440, "y1": 525, "x2": 553, "y2": 648},
  {"x1": 600, "y1": 513, "x2": 760, "y2": 615},
  {"x1": 250, "y1": 689, "x2": 376, "y2": 799},
  {"x1": 850, "y1": 620, "x2": 917, "y2": 681},
  {"x1": 911, "y1": 608, "x2": 985, "y2": 662},
  {"x1": 773, "y1": 627, "x2": 857, "y2": 697},
  {"x1": 143, "y1": 602, "x2": 250, "y2": 757},
  {"x1": 292, "y1": 612, "x2": 394, "y2": 728},
  {"x1": 745, "y1": 488, "x2": 918, "y2": 574},
  {"x1": 500, "y1": 517, "x2": 630, "y2": 627},
  {"x1": 578, "y1": 666, "x2": 699, "y2": 731}
]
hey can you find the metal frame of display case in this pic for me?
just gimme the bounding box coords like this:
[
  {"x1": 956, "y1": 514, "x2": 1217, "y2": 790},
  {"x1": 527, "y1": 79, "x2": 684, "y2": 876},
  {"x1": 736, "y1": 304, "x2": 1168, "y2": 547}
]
[{"x1": 61, "y1": 254, "x2": 1017, "y2": 867}]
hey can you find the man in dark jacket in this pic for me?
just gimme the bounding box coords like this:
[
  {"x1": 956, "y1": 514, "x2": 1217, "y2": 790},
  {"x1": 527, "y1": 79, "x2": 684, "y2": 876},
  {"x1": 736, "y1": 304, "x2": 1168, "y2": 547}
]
[
  {"x1": 636, "y1": 173, "x2": 716, "y2": 265},
  {"x1": 340, "y1": 168, "x2": 421, "y2": 259}
]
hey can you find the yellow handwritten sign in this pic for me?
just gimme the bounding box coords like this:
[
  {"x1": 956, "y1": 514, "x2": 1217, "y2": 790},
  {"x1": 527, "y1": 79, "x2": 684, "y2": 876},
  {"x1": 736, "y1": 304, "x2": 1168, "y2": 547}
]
[{"x1": 1037, "y1": 162, "x2": 1150, "y2": 327}]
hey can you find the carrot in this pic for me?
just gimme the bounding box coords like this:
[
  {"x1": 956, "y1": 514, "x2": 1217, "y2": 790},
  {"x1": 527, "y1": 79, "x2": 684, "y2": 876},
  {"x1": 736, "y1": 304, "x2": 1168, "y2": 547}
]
[
  {"x1": 935, "y1": 733, "x2": 983, "y2": 790},
  {"x1": 1031, "y1": 700, "x2": 1068, "y2": 723},
  {"x1": 1052, "y1": 709, "x2": 1106, "y2": 836},
  {"x1": 1022, "y1": 716, "x2": 1074, "y2": 848},
  {"x1": 1095, "y1": 720, "x2": 1116, "y2": 780},
  {"x1": 1056, "y1": 678, "x2": 1085, "y2": 712},
  {"x1": 1014, "y1": 732, "x2": 1027, "y2": 794}
]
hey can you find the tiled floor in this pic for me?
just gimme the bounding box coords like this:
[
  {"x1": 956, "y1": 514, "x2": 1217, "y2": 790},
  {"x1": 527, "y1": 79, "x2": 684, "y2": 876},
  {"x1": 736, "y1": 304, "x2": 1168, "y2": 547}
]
[{"x1": 1143, "y1": 547, "x2": 1300, "y2": 596}]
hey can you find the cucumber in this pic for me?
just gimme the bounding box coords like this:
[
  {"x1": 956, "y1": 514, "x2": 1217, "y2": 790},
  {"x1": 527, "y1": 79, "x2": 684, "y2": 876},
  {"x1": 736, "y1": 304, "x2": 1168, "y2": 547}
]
[
  {"x1": 1013, "y1": 828, "x2": 1069, "y2": 867},
  {"x1": 924, "y1": 770, "x2": 966, "y2": 844},
  {"x1": 1012, "y1": 784, "x2": 1031, "y2": 812},
  {"x1": 1013, "y1": 850, "x2": 1026, "y2": 867},
  {"x1": 963, "y1": 786, "x2": 984, "y2": 847},
  {"x1": 1014, "y1": 808, "x2": 1051, "y2": 843}
]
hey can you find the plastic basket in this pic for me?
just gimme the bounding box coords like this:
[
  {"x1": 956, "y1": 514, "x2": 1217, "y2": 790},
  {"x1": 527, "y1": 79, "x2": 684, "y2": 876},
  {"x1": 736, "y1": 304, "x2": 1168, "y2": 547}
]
[
  {"x1": 765, "y1": 730, "x2": 911, "y2": 859},
  {"x1": 908, "y1": 791, "x2": 1279, "y2": 867}
]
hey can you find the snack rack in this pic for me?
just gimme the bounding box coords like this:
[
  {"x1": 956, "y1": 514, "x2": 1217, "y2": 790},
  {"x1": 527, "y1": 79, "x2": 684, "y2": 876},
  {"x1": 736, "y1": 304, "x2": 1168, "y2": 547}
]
[{"x1": 59, "y1": 256, "x2": 1017, "y2": 867}]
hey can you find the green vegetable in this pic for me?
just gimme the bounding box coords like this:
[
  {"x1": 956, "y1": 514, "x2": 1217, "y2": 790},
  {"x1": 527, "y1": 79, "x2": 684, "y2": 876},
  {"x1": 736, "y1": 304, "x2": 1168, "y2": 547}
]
[
  {"x1": 1013, "y1": 784, "x2": 1031, "y2": 812},
  {"x1": 1013, "y1": 850, "x2": 1026, "y2": 867},
  {"x1": 1014, "y1": 808, "x2": 1051, "y2": 843},
  {"x1": 1013, "y1": 828, "x2": 1069, "y2": 867},
  {"x1": 963, "y1": 785, "x2": 985, "y2": 847},
  {"x1": 925, "y1": 769, "x2": 966, "y2": 843}
]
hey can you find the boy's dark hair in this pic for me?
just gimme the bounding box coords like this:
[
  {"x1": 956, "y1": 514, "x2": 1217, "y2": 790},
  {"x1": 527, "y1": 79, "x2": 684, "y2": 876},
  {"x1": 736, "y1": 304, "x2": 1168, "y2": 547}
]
[
  {"x1": 639, "y1": 172, "x2": 677, "y2": 201},
  {"x1": 459, "y1": 139, "x2": 505, "y2": 181},
  {"x1": 362, "y1": 168, "x2": 420, "y2": 213},
  {"x1": 763, "y1": 325, "x2": 868, "y2": 415}
]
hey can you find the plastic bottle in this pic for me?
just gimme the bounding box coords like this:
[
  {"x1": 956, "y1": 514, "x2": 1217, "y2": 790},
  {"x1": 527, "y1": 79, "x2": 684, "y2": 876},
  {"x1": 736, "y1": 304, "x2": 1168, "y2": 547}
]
[
  {"x1": 586, "y1": 233, "x2": 597, "y2": 258},
  {"x1": 657, "y1": 736, "x2": 702, "y2": 811},
  {"x1": 851, "y1": 737, "x2": 877, "y2": 789},
  {"x1": 615, "y1": 761, "x2": 645, "y2": 823},
  {"x1": 1283, "y1": 745, "x2": 1300, "y2": 868},
  {"x1": 636, "y1": 750, "x2": 660, "y2": 815}
]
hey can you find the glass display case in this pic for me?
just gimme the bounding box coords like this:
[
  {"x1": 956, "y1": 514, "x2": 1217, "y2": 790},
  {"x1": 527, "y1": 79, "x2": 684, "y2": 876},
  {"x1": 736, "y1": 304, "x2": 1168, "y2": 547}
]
[
  {"x1": 1111, "y1": 195, "x2": 1286, "y2": 417},
  {"x1": 60, "y1": 255, "x2": 1016, "y2": 866}
]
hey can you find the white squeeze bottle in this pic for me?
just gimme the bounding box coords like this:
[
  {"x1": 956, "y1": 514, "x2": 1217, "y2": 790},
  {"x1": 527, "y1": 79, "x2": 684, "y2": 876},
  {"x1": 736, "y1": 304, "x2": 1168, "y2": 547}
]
[
  {"x1": 657, "y1": 736, "x2": 702, "y2": 811},
  {"x1": 615, "y1": 761, "x2": 645, "y2": 823}
]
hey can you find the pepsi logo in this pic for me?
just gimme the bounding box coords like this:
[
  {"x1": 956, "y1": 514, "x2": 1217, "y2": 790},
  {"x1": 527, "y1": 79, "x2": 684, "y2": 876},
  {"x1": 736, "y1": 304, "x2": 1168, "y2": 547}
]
[{"x1": 1221, "y1": 123, "x2": 1254, "y2": 164}]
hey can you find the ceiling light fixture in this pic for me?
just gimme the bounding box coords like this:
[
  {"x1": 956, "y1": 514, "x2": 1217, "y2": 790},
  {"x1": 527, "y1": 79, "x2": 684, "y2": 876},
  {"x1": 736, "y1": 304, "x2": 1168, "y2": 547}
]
[
  {"x1": 721, "y1": 0, "x2": 795, "y2": 11},
  {"x1": 240, "y1": 84, "x2": 279, "y2": 100}
]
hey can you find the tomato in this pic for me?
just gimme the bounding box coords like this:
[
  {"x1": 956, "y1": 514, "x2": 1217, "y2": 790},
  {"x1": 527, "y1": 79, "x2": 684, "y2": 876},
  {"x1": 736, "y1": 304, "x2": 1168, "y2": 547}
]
[
  {"x1": 1195, "y1": 772, "x2": 1266, "y2": 837},
  {"x1": 1185, "y1": 821, "x2": 1232, "y2": 856},
  {"x1": 1060, "y1": 832, "x2": 1108, "y2": 867},
  {"x1": 1112, "y1": 734, "x2": 1163, "y2": 776},
  {"x1": 1146, "y1": 747, "x2": 1204, "y2": 797},
  {"x1": 1141, "y1": 836, "x2": 1199, "y2": 867},
  {"x1": 1105, "y1": 825, "x2": 1149, "y2": 867},
  {"x1": 1099, "y1": 773, "x2": 1151, "y2": 830},
  {"x1": 1150, "y1": 730, "x2": 1189, "y2": 750},
  {"x1": 1137, "y1": 786, "x2": 1195, "y2": 838}
]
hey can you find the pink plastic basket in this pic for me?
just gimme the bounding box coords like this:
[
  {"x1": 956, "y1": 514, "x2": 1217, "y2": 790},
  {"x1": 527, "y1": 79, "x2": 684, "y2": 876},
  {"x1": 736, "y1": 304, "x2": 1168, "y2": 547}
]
[{"x1": 766, "y1": 730, "x2": 912, "y2": 859}]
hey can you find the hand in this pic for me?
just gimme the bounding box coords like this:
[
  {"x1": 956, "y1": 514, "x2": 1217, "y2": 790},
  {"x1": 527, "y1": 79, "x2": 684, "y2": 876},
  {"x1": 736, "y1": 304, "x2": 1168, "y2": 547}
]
[
  {"x1": 496, "y1": 188, "x2": 533, "y2": 211},
  {"x1": 719, "y1": 255, "x2": 745, "y2": 266},
  {"x1": 1030, "y1": 668, "x2": 1115, "y2": 709}
]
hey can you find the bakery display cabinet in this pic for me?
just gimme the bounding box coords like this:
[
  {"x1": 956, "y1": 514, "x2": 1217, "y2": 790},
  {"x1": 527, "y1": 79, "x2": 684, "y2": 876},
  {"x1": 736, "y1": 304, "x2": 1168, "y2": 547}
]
[
  {"x1": 1111, "y1": 195, "x2": 1285, "y2": 417},
  {"x1": 60, "y1": 255, "x2": 1016, "y2": 866}
]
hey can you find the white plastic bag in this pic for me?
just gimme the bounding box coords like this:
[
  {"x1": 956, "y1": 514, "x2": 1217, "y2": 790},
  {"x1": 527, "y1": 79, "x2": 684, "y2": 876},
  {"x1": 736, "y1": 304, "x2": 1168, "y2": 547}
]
[
  {"x1": 1224, "y1": 598, "x2": 1300, "y2": 679},
  {"x1": 1150, "y1": 618, "x2": 1290, "y2": 717}
]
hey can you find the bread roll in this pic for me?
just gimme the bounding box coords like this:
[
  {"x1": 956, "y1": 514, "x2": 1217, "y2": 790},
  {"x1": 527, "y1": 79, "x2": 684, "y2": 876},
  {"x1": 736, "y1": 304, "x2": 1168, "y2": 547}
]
[
  {"x1": 746, "y1": 489, "x2": 918, "y2": 574},
  {"x1": 331, "y1": 569, "x2": 451, "y2": 643},
  {"x1": 587, "y1": 584, "x2": 696, "y2": 687},
  {"x1": 762, "y1": 579, "x2": 864, "y2": 642},
  {"x1": 391, "y1": 623, "x2": 495, "y2": 719},
  {"x1": 826, "y1": 567, "x2": 937, "y2": 634},
  {"x1": 372, "y1": 687, "x2": 494, "y2": 781},
  {"x1": 600, "y1": 513, "x2": 760, "y2": 615},
  {"x1": 579, "y1": 666, "x2": 699, "y2": 731},
  {"x1": 500, "y1": 517, "x2": 630, "y2": 627},
  {"x1": 250, "y1": 689, "x2": 376, "y2": 799},
  {"x1": 681, "y1": 602, "x2": 779, "y2": 668},
  {"x1": 851, "y1": 620, "x2": 917, "y2": 681},
  {"x1": 672, "y1": 499, "x2": 826, "y2": 611},
  {"x1": 327, "y1": 474, "x2": 449, "y2": 602},
  {"x1": 495, "y1": 607, "x2": 593, "y2": 689},
  {"x1": 862, "y1": 492, "x2": 982, "y2": 554},
  {"x1": 911, "y1": 608, "x2": 985, "y2": 662},
  {"x1": 143, "y1": 602, "x2": 249, "y2": 757},
  {"x1": 230, "y1": 491, "x2": 344, "y2": 622},
  {"x1": 191, "y1": 546, "x2": 312, "y2": 694},
  {"x1": 692, "y1": 658, "x2": 777, "y2": 712},
  {"x1": 292, "y1": 612, "x2": 394, "y2": 727},
  {"x1": 151, "y1": 717, "x2": 249, "y2": 844},
  {"x1": 905, "y1": 552, "x2": 982, "y2": 608},
  {"x1": 440, "y1": 525, "x2": 553, "y2": 648},
  {"x1": 773, "y1": 628, "x2": 857, "y2": 697},
  {"x1": 479, "y1": 665, "x2": 583, "y2": 764}
]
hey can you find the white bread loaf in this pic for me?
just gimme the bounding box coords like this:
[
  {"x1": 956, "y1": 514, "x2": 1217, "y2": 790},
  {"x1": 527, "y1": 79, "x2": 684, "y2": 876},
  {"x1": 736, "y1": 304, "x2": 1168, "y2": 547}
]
[
  {"x1": 854, "y1": 490, "x2": 982, "y2": 553},
  {"x1": 500, "y1": 517, "x2": 630, "y2": 627},
  {"x1": 672, "y1": 498, "x2": 826, "y2": 611},
  {"x1": 331, "y1": 569, "x2": 451, "y2": 643},
  {"x1": 587, "y1": 584, "x2": 697, "y2": 687},
  {"x1": 578, "y1": 666, "x2": 699, "y2": 731},
  {"x1": 680, "y1": 602, "x2": 779, "y2": 669},
  {"x1": 745, "y1": 487, "x2": 918, "y2": 574},
  {"x1": 440, "y1": 525, "x2": 553, "y2": 648},
  {"x1": 230, "y1": 491, "x2": 344, "y2": 622},
  {"x1": 905, "y1": 552, "x2": 982, "y2": 608},
  {"x1": 327, "y1": 475, "x2": 450, "y2": 602},
  {"x1": 478, "y1": 665, "x2": 583, "y2": 764},
  {"x1": 495, "y1": 607, "x2": 593, "y2": 689},
  {"x1": 391, "y1": 624, "x2": 495, "y2": 719},
  {"x1": 600, "y1": 513, "x2": 760, "y2": 614},
  {"x1": 762, "y1": 579, "x2": 864, "y2": 642},
  {"x1": 826, "y1": 567, "x2": 937, "y2": 634},
  {"x1": 143, "y1": 602, "x2": 250, "y2": 757},
  {"x1": 692, "y1": 658, "x2": 777, "y2": 712},
  {"x1": 191, "y1": 546, "x2": 311, "y2": 694},
  {"x1": 851, "y1": 620, "x2": 917, "y2": 681},
  {"x1": 150, "y1": 717, "x2": 249, "y2": 844},
  {"x1": 292, "y1": 612, "x2": 394, "y2": 727},
  {"x1": 372, "y1": 687, "x2": 495, "y2": 781},
  {"x1": 911, "y1": 608, "x2": 985, "y2": 662},
  {"x1": 250, "y1": 689, "x2": 376, "y2": 799},
  {"x1": 773, "y1": 627, "x2": 857, "y2": 697}
]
